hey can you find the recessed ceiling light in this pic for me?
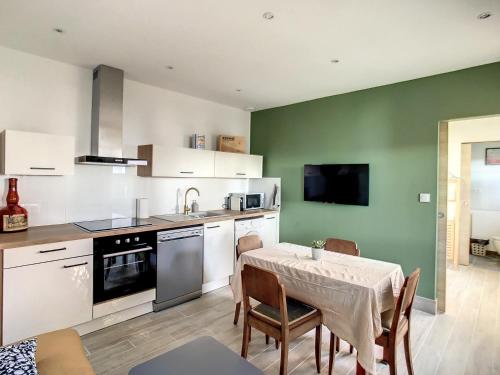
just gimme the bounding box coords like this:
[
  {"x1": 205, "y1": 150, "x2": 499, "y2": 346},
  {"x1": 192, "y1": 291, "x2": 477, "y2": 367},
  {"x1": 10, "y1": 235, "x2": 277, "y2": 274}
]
[
  {"x1": 165, "y1": 65, "x2": 174, "y2": 70},
  {"x1": 245, "y1": 106, "x2": 256, "y2": 111},
  {"x1": 263, "y1": 12, "x2": 274, "y2": 20},
  {"x1": 331, "y1": 59, "x2": 340, "y2": 64},
  {"x1": 53, "y1": 28, "x2": 64, "y2": 34},
  {"x1": 478, "y1": 12, "x2": 492, "y2": 19}
]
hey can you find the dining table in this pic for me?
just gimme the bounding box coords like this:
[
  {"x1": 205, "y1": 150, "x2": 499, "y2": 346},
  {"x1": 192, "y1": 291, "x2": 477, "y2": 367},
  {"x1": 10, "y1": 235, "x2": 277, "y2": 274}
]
[{"x1": 231, "y1": 242, "x2": 405, "y2": 375}]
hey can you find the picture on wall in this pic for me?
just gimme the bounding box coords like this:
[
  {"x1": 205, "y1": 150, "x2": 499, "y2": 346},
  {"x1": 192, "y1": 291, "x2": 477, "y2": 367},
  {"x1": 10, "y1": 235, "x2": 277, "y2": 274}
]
[{"x1": 485, "y1": 147, "x2": 500, "y2": 165}]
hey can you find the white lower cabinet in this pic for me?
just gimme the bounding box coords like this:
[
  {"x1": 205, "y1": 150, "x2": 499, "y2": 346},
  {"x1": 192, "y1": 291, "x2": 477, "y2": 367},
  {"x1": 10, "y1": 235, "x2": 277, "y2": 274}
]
[
  {"x1": 261, "y1": 213, "x2": 279, "y2": 247},
  {"x1": 203, "y1": 220, "x2": 235, "y2": 293},
  {"x1": 3, "y1": 255, "x2": 93, "y2": 344}
]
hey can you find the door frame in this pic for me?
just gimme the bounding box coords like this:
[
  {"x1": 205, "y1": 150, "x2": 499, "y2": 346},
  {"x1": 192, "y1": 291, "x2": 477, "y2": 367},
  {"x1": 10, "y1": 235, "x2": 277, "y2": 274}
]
[{"x1": 436, "y1": 121, "x2": 448, "y2": 312}]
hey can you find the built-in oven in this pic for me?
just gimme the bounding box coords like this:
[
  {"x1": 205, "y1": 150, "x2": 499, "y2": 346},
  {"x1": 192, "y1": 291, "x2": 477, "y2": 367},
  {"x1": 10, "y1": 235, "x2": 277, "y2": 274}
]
[{"x1": 93, "y1": 231, "x2": 157, "y2": 304}]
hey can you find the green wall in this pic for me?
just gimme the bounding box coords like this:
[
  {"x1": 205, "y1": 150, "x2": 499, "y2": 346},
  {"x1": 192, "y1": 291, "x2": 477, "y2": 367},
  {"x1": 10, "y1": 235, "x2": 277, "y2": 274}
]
[{"x1": 250, "y1": 62, "x2": 500, "y2": 299}]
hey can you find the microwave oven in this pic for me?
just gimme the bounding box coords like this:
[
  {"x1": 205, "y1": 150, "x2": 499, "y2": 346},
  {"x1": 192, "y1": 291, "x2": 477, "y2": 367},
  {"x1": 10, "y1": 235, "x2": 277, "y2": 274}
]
[{"x1": 229, "y1": 193, "x2": 265, "y2": 211}]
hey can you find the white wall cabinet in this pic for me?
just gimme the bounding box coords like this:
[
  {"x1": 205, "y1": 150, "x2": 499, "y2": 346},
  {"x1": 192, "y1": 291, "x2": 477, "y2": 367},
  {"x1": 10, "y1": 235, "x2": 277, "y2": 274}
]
[
  {"x1": 261, "y1": 213, "x2": 280, "y2": 247},
  {"x1": 138, "y1": 145, "x2": 263, "y2": 179},
  {"x1": 138, "y1": 145, "x2": 215, "y2": 178},
  {"x1": 214, "y1": 151, "x2": 263, "y2": 178},
  {"x1": 2, "y1": 239, "x2": 93, "y2": 344},
  {"x1": 203, "y1": 219, "x2": 235, "y2": 292},
  {"x1": 0, "y1": 130, "x2": 75, "y2": 175}
]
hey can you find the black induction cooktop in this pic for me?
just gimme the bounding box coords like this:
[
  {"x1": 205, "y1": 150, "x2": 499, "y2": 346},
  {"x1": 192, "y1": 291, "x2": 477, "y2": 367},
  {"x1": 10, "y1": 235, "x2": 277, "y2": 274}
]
[{"x1": 73, "y1": 218, "x2": 153, "y2": 232}]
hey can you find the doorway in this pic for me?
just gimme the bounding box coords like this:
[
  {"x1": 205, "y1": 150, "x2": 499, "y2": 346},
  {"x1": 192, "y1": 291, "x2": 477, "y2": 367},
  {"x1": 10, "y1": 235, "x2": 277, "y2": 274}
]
[{"x1": 437, "y1": 115, "x2": 500, "y2": 312}]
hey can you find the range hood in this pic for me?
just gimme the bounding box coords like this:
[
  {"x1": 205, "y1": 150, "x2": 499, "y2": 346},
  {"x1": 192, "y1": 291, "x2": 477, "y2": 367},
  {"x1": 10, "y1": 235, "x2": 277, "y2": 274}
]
[{"x1": 75, "y1": 65, "x2": 147, "y2": 166}]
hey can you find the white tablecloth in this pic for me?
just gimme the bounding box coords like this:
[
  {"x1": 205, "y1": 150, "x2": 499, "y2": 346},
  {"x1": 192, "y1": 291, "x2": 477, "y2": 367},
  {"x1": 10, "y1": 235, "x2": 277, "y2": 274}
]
[{"x1": 231, "y1": 243, "x2": 405, "y2": 374}]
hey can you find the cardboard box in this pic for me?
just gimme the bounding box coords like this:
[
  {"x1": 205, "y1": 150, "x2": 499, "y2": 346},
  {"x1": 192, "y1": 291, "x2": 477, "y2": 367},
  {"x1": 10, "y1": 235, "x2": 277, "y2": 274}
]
[{"x1": 217, "y1": 135, "x2": 245, "y2": 153}]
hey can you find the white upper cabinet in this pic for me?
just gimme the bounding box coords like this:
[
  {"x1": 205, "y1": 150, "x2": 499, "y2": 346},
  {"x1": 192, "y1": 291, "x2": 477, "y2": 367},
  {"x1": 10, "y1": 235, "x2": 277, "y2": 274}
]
[
  {"x1": 138, "y1": 145, "x2": 215, "y2": 178},
  {"x1": 0, "y1": 130, "x2": 75, "y2": 175},
  {"x1": 138, "y1": 145, "x2": 263, "y2": 179},
  {"x1": 214, "y1": 151, "x2": 263, "y2": 179}
]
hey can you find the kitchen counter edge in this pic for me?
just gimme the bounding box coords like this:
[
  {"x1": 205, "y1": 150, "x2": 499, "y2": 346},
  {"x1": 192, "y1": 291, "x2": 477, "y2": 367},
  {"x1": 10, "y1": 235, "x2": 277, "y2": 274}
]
[{"x1": 0, "y1": 209, "x2": 280, "y2": 250}]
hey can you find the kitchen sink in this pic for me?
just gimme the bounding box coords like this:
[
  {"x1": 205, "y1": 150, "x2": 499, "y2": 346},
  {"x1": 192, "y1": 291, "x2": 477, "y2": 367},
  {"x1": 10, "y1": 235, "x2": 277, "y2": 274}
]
[{"x1": 153, "y1": 211, "x2": 230, "y2": 223}]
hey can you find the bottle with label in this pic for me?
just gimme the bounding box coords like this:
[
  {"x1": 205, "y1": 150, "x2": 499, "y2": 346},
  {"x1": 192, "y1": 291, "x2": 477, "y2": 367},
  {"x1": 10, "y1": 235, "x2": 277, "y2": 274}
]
[{"x1": 0, "y1": 178, "x2": 28, "y2": 232}]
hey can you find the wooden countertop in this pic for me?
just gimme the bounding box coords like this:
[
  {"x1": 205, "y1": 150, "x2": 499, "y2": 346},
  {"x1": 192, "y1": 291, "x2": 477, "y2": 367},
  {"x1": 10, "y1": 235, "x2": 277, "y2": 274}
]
[{"x1": 0, "y1": 209, "x2": 279, "y2": 249}]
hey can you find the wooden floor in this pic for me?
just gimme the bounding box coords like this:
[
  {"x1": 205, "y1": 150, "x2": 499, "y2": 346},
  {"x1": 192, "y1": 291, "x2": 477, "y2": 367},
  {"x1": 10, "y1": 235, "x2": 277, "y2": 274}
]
[{"x1": 82, "y1": 255, "x2": 500, "y2": 375}]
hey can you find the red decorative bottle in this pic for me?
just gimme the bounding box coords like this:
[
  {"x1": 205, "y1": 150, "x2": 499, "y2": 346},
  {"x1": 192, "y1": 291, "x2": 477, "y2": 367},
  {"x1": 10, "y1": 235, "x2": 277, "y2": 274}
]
[{"x1": 0, "y1": 178, "x2": 28, "y2": 232}]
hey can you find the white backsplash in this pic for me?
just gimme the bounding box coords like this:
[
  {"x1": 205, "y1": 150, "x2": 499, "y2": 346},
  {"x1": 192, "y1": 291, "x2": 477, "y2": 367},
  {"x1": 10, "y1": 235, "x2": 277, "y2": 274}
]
[
  {"x1": 0, "y1": 166, "x2": 249, "y2": 226},
  {"x1": 0, "y1": 46, "x2": 257, "y2": 226}
]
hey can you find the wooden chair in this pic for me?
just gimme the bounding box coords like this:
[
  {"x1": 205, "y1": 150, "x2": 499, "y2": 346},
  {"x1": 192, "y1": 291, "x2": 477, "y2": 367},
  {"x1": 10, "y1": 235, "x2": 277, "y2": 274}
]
[
  {"x1": 328, "y1": 268, "x2": 421, "y2": 375},
  {"x1": 324, "y1": 237, "x2": 360, "y2": 256},
  {"x1": 324, "y1": 237, "x2": 359, "y2": 357},
  {"x1": 233, "y1": 235, "x2": 263, "y2": 325},
  {"x1": 241, "y1": 264, "x2": 323, "y2": 375}
]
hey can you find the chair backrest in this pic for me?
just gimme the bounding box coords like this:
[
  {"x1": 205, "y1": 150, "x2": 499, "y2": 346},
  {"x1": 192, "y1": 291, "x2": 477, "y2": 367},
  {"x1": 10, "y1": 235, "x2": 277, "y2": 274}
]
[
  {"x1": 241, "y1": 264, "x2": 285, "y2": 311},
  {"x1": 390, "y1": 268, "x2": 421, "y2": 332},
  {"x1": 324, "y1": 237, "x2": 360, "y2": 256},
  {"x1": 237, "y1": 235, "x2": 263, "y2": 259}
]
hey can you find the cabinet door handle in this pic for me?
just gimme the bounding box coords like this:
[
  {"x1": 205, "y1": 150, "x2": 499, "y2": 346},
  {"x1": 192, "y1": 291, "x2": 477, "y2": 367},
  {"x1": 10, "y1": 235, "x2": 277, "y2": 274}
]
[
  {"x1": 39, "y1": 247, "x2": 67, "y2": 254},
  {"x1": 63, "y1": 261, "x2": 88, "y2": 268},
  {"x1": 180, "y1": 171, "x2": 194, "y2": 174},
  {"x1": 206, "y1": 225, "x2": 220, "y2": 229},
  {"x1": 266, "y1": 217, "x2": 276, "y2": 220},
  {"x1": 236, "y1": 173, "x2": 246, "y2": 176},
  {"x1": 30, "y1": 167, "x2": 56, "y2": 170}
]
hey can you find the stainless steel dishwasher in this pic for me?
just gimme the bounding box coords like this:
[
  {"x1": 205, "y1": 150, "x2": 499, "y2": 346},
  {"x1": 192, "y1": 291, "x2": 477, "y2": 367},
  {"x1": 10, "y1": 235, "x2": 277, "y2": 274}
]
[{"x1": 154, "y1": 226, "x2": 204, "y2": 311}]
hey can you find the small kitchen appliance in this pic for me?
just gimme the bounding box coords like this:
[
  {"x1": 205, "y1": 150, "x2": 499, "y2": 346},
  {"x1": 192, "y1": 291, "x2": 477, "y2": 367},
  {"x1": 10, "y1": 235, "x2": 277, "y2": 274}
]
[{"x1": 229, "y1": 193, "x2": 265, "y2": 211}]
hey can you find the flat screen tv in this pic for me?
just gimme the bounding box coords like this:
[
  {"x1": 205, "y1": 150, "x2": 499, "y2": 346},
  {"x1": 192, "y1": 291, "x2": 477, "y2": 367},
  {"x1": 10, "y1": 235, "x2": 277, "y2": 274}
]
[{"x1": 304, "y1": 164, "x2": 369, "y2": 206}]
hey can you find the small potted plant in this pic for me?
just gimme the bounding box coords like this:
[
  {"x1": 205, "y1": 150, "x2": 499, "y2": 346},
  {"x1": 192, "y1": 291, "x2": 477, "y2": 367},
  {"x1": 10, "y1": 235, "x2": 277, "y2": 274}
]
[{"x1": 311, "y1": 240, "x2": 325, "y2": 260}]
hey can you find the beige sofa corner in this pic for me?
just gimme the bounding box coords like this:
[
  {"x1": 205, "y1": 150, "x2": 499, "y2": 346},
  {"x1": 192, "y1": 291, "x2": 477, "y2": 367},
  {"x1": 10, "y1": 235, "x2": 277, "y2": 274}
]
[{"x1": 36, "y1": 328, "x2": 95, "y2": 375}]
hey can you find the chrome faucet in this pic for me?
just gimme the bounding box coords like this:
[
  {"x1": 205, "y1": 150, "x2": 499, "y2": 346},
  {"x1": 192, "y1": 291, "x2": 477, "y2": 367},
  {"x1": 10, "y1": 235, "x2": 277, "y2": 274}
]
[{"x1": 184, "y1": 187, "x2": 200, "y2": 215}]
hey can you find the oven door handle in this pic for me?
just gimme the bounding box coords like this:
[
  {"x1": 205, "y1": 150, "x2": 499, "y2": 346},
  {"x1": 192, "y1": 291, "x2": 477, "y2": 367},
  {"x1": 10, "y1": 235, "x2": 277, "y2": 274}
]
[{"x1": 102, "y1": 246, "x2": 153, "y2": 259}]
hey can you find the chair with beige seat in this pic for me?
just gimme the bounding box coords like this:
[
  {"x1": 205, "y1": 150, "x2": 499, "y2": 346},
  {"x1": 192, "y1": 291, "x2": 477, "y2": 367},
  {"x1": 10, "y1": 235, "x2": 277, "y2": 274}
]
[
  {"x1": 329, "y1": 268, "x2": 421, "y2": 375},
  {"x1": 240, "y1": 264, "x2": 323, "y2": 375}
]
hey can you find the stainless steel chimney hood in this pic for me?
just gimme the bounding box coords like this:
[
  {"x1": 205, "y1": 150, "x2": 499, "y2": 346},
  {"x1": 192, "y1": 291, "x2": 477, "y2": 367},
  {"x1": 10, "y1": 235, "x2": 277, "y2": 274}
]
[{"x1": 75, "y1": 65, "x2": 147, "y2": 166}]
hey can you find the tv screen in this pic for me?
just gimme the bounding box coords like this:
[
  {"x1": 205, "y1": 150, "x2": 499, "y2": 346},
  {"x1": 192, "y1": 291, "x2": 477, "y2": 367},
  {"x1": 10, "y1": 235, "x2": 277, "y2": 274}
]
[{"x1": 304, "y1": 164, "x2": 369, "y2": 206}]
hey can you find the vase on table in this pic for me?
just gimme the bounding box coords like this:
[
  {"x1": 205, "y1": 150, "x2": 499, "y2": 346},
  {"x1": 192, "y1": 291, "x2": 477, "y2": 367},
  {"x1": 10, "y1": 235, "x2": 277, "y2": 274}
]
[
  {"x1": 0, "y1": 178, "x2": 28, "y2": 232},
  {"x1": 311, "y1": 247, "x2": 324, "y2": 260}
]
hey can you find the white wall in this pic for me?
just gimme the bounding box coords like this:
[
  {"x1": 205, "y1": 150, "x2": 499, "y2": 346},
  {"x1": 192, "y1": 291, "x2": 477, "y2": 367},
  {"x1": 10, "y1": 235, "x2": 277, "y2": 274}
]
[
  {"x1": 471, "y1": 141, "x2": 500, "y2": 211},
  {"x1": 448, "y1": 116, "x2": 500, "y2": 178},
  {"x1": 470, "y1": 141, "x2": 500, "y2": 241},
  {"x1": 0, "y1": 46, "x2": 251, "y2": 226}
]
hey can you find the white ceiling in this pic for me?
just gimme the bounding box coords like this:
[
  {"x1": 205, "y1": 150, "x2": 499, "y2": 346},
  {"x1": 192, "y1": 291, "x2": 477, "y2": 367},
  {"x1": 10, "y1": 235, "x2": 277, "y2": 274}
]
[{"x1": 1, "y1": 0, "x2": 500, "y2": 111}]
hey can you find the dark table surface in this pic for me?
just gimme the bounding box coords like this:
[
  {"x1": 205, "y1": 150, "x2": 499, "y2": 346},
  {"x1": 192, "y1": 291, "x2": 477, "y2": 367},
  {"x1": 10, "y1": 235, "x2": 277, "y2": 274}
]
[{"x1": 129, "y1": 336, "x2": 265, "y2": 375}]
